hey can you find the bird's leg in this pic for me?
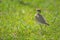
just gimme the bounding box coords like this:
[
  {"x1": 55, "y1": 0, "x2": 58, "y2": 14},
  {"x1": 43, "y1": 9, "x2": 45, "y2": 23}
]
[
  {"x1": 39, "y1": 24, "x2": 43, "y2": 35},
  {"x1": 44, "y1": 25, "x2": 47, "y2": 34},
  {"x1": 40, "y1": 25, "x2": 42, "y2": 31}
]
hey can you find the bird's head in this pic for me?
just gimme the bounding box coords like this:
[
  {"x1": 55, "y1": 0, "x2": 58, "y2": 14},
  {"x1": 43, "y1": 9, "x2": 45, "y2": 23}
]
[{"x1": 36, "y1": 8, "x2": 41, "y2": 13}]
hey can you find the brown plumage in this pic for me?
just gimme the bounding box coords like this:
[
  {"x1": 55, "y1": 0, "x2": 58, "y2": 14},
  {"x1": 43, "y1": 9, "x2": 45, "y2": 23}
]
[{"x1": 35, "y1": 9, "x2": 49, "y2": 26}]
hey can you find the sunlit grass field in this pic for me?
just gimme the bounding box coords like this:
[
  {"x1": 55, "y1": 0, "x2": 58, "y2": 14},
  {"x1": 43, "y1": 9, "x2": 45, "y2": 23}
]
[{"x1": 0, "y1": 0, "x2": 60, "y2": 40}]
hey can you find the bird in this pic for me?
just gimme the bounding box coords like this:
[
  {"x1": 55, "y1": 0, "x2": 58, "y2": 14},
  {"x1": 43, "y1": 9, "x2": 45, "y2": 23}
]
[{"x1": 35, "y1": 8, "x2": 49, "y2": 26}]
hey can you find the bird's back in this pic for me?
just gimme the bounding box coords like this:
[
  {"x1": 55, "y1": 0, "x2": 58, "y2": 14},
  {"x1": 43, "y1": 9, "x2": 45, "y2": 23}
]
[{"x1": 35, "y1": 13, "x2": 47, "y2": 24}]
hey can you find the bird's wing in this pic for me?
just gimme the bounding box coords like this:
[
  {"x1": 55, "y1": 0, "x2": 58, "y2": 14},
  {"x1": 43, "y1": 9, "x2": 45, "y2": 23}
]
[{"x1": 35, "y1": 14, "x2": 47, "y2": 24}]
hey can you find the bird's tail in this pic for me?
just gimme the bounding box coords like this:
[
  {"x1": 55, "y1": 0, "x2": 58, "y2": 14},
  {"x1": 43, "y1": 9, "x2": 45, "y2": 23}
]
[{"x1": 45, "y1": 23, "x2": 49, "y2": 26}]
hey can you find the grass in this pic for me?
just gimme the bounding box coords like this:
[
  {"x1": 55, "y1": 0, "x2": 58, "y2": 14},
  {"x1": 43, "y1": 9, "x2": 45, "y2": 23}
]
[{"x1": 0, "y1": 0, "x2": 60, "y2": 40}]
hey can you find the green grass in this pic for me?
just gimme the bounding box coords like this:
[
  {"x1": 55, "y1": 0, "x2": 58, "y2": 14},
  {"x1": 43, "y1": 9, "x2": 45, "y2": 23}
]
[{"x1": 0, "y1": 0, "x2": 60, "y2": 40}]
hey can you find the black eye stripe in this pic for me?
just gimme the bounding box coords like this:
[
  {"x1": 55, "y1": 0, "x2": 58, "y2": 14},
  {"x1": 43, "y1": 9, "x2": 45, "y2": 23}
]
[{"x1": 37, "y1": 10, "x2": 41, "y2": 12}]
